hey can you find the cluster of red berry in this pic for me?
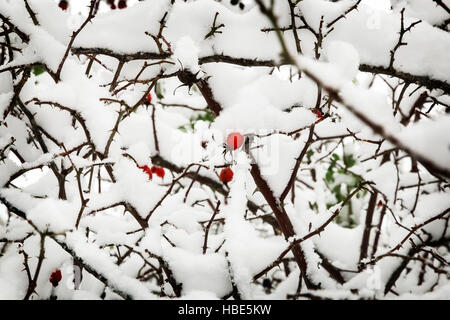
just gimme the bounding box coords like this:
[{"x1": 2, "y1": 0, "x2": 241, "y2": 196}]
[
  {"x1": 58, "y1": 0, "x2": 129, "y2": 11},
  {"x1": 107, "y1": 0, "x2": 127, "y2": 10},
  {"x1": 218, "y1": 132, "x2": 245, "y2": 183},
  {"x1": 138, "y1": 164, "x2": 165, "y2": 180}
]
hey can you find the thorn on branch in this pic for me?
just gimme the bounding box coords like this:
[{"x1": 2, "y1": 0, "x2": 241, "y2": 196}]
[{"x1": 204, "y1": 12, "x2": 225, "y2": 40}]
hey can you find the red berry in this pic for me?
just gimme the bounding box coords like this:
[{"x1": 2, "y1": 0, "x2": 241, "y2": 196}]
[
  {"x1": 219, "y1": 168, "x2": 234, "y2": 183},
  {"x1": 377, "y1": 201, "x2": 383, "y2": 208},
  {"x1": 58, "y1": 0, "x2": 68, "y2": 10},
  {"x1": 312, "y1": 109, "x2": 322, "y2": 119},
  {"x1": 156, "y1": 168, "x2": 165, "y2": 178},
  {"x1": 118, "y1": 0, "x2": 127, "y2": 9},
  {"x1": 107, "y1": 0, "x2": 116, "y2": 9},
  {"x1": 226, "y1": 132, "x2": 244, "y2": 150},
  {"x1": 151, "y1": 166, "x2": 165, "y2": 178},
  {"x1": 146, "y1": 93, "x2": 152, "y2": 103},
  {"x1": 49, "y1": 269, "x2": 62, "y2": 287},
  {"x1": 138, "y1": 164, "x2": 153, "y2": 180}
]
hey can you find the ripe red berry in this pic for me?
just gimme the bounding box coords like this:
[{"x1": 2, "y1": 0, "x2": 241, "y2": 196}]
[
  {"x1": 151, "y1": 166, "x2": 165, "y2": 178},
  {"x1": 226, "y1": 132, "x2": 244, "y2": 150},
  {"x1": 219, "y1": 168, "x2": 234, "y2": 183},
  {"x1": 138, "y1": 164, "x2": 153, "y2": 180},
  {"x1": 49, "y1": 269, "x2": 62, "y2": 287},
  {"x1": 377, "y1": 201, "x2": 383, "y2": 208},
  {"x1": 146, "y1": 93, "x2": 152, "y2": 103},
  {"x1": 118, "y1": 0, "x2": 127, "y2": 9},
  {"x1": 58, "y1": 0, "x2": 68, "y2": 10}
]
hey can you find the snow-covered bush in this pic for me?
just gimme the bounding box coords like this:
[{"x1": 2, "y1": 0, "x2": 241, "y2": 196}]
[{"x1": 0, "y1": 0, "x2": 449, "y2": 300}]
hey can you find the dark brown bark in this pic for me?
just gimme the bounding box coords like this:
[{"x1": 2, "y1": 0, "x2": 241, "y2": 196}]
[
  {"x1": 360, "y1": 191, "x2": 378, "y2": 261},
  {"x1": 250, "y1": 163, "x2": 320, "y2": 289}
]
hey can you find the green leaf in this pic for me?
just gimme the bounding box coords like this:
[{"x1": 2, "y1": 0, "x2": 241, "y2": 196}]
[
  {"x1": 31, "y1": 64, "x2": 45, "y2": 76},
  {"x1": 332, "y1": 153, "x2": 340, "y2": 160},
  {"x1": 189, "y1": 109, "x2": 216, "y2": 129},
  {"x1": 155, "y1": 82, "x2": 165, "y2": 99},
  {"x1": 332, "y1": 185, "x2": 345, "y2": 203},
  {"x1": 306, "y1": 149, "x2": 314, "y2": 161},
  {"x1": 325, "y1": 170, "x2": 334, "y2": 183},
  {"x1": 343, "y1": 154, "x2": 356, "y2": 168}
]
